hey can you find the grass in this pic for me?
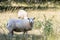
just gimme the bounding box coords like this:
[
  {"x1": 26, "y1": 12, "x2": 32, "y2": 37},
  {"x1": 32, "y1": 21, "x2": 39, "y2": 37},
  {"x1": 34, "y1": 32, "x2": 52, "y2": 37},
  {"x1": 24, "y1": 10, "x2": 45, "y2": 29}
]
[{"x1": 0, "y1": 9, "x2": 60, "y2": 40}]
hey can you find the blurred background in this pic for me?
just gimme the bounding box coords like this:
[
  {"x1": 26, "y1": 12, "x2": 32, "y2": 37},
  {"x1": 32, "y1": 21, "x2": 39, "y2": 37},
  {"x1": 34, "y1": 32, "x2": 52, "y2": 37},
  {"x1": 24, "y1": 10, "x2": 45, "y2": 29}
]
[{"x1": 0, "y1": 0, "x2": 60, "y2": 40}]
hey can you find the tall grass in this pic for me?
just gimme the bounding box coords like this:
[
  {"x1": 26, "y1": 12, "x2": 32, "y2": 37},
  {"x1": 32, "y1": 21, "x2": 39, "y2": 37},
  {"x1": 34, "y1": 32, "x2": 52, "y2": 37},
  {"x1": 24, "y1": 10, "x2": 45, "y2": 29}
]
[
  {"x1": 0, "y1": 9, "x2": 59, "y2": 40},
  {"x1": 42, "y1": 15, "x2": 54, "y2": 40}
]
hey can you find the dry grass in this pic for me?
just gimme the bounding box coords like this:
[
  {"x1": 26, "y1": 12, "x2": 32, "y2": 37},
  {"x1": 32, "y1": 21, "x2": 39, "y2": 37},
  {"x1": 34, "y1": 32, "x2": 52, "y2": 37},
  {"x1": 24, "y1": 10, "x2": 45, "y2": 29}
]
[{"x1": 0, "y1": 9, "x2": 60, "y2": 40}]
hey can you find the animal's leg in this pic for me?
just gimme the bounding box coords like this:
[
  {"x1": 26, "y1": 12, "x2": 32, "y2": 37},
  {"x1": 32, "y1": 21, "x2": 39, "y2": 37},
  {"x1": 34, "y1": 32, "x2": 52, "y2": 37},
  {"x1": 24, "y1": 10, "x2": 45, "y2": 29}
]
[
  {"x1": 22, "y1": 32, "x2": 28, "y2": 40},
  {"x1": 25, "y1": 31, "x2": 29, "y2": 37},
  {"x1": 23, "y1": 31, "x2": 25, "y2": 36},
  {"x1": 25, "y1": 31, "x2": 28, "y2": 36},
  {"x1": 8, "y1": 30, "x2": 13, "y2": 36},
  {"x1": 8, "y1": 31, "x2": 13, "y2": 40}
]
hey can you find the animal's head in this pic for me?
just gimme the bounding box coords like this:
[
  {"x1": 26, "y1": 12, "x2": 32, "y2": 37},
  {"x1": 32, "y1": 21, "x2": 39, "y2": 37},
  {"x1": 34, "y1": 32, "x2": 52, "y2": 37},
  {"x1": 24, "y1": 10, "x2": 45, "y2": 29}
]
[{"x1": 28, "y1": 17, "x2": 35, "y2": 27}]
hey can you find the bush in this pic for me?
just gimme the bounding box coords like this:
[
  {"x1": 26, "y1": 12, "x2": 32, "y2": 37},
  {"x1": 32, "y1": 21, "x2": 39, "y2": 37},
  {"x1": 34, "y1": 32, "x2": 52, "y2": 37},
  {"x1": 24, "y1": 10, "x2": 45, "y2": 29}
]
[{"x1": 42, "y1": 15, "x2": 54, "y2": 40}]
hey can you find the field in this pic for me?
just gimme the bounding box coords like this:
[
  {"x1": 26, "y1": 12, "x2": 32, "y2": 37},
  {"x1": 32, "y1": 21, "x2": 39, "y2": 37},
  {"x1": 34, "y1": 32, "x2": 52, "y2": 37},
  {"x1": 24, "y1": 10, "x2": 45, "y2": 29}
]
[{"x1": 0, "y1": 8, "x2": 60, "y2": 40}]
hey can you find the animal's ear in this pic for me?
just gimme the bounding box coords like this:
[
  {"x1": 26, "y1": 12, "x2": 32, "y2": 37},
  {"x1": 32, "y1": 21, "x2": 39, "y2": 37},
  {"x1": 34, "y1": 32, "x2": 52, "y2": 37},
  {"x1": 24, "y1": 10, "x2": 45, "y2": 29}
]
[
  {"x1": 28, "y1": 18, "x2": 30, "y2": 20},
  {"x1": 33, "y1": 17, "x2": 35, "y2": 20}
]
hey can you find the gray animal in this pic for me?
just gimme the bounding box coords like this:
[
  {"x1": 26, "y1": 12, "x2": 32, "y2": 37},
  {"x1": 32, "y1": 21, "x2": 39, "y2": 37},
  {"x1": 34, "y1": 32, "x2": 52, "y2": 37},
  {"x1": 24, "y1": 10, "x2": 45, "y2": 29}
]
[{"x1": 6, "y1": 18, "x2": 35, "y2": 35}]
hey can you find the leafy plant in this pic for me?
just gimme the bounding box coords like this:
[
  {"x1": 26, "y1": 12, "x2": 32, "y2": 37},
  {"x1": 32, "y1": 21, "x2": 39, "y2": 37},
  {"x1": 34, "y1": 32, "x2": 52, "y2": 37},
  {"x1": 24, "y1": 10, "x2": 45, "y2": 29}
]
[
  {"x1": 41, "y1": 15, "x2": 54, "y2": 40},
  {"x1": 34, "y1": 21, "x2": 42, "y2": 29}
]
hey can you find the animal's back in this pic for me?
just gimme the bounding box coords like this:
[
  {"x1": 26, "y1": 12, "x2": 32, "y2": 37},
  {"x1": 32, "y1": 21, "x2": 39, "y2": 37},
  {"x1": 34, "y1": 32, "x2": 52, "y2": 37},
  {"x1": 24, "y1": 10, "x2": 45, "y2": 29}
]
[
  {"x1": 15, "y1": 19, "x2": 30, "y2": 28},
  {"x1": 7, "y1": 19, "x2": 30, "y2": 28}
]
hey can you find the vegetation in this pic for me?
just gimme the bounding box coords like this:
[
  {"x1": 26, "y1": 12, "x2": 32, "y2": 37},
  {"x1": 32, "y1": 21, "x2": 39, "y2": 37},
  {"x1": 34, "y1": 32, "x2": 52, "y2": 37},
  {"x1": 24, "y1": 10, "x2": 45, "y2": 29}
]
[
  {"x1": 0, "y1": 9, "x2": 59, "y2": 40},
  {"x1": 0, "y1": 0, "x2": 60, "y2": 40},
  {"x1": 43, "y1": 15, "x2": 54, "y2": 40},
  {"x1": 0, "y1": 0, "x2": 60, "y2": 12}
]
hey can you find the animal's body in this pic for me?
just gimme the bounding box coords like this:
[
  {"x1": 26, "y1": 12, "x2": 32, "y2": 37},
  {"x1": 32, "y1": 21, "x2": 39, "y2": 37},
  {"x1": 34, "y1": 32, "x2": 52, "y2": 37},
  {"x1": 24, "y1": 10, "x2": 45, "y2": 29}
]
[
  {"x1": 18, "y1": 10, "x2": 28, "y2": 19},
  {"x1": 7, "y1": 18, "x2": 35, "y2": 35}
]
